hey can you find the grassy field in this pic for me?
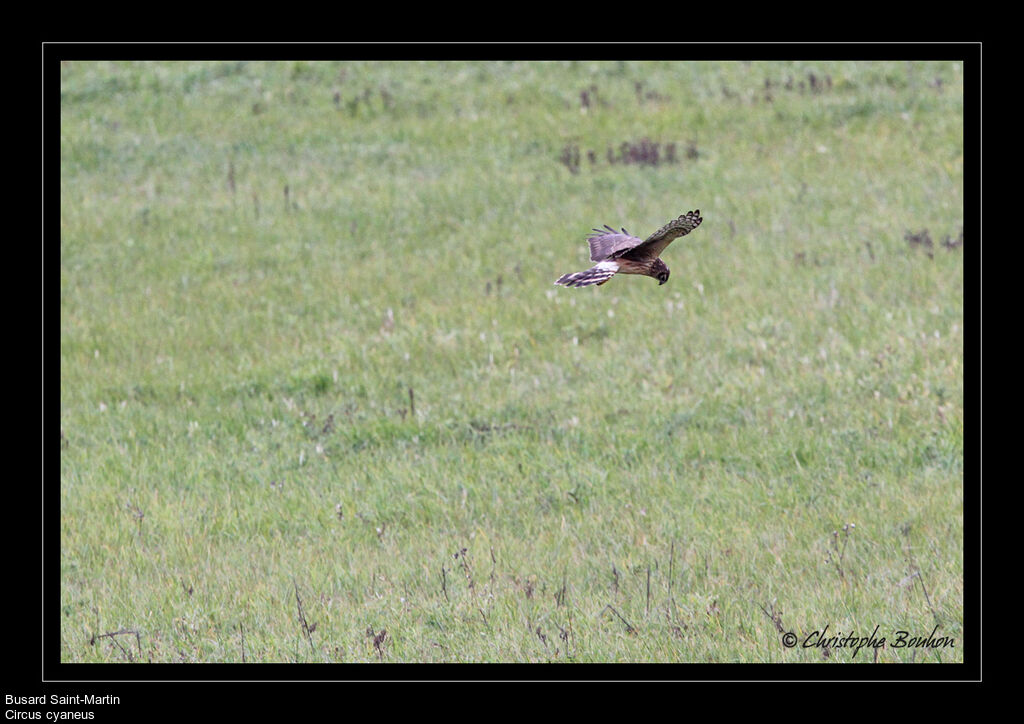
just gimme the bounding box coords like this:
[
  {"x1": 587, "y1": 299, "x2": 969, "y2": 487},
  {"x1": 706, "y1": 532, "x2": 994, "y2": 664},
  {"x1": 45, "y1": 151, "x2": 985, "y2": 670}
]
[{"x1": 59, "y1": 60, "x2": 964, "y2": 664}]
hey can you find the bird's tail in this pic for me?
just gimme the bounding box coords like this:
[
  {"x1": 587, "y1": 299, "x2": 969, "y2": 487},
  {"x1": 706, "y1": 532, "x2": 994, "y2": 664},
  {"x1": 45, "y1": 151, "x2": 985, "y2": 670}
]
[{"x1": 554, "y1": 261, "x2": 619, "y2": 287}]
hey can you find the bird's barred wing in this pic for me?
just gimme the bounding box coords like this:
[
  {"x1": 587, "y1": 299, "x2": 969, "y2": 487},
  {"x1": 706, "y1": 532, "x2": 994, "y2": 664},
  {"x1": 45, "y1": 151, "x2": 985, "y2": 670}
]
[
  {"x1": 554, "y1": 260, "x2": 619, "y2": 287},
  {"x1": 625, "y1": 210, "x2": 703, "y2": 260},
  {"x1": 587, "y1": 225, "x2": 644, "y2": 262}
]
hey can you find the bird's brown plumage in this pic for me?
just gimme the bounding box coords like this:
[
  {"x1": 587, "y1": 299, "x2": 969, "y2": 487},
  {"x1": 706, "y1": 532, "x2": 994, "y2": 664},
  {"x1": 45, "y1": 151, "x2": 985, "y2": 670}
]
[{"x1": 555, "y1": 210, "x2": 703, "y2": 287}]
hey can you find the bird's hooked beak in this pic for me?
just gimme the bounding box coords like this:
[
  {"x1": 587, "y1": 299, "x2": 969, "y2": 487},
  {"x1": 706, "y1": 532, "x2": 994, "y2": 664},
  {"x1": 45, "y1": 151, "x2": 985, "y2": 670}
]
[{"x1": 658, "y1": 278, "x2": 667, "y2": 285}]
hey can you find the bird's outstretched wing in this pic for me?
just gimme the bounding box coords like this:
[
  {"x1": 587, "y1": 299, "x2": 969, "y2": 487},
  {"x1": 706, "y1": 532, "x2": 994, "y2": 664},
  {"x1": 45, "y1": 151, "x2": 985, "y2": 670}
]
[
  {"x1": 586, "y1": 225, "x2": 644, "y2": 262},
  {"x1": 623, "y1": 210, "x2": 703, "y2": 260}
]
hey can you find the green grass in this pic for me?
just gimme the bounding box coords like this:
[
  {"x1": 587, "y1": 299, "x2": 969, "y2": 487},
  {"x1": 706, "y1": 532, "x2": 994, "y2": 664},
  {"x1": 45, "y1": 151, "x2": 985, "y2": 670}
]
[{"x1": 60, "y1": 60, "x2": 964, "y2": 663}]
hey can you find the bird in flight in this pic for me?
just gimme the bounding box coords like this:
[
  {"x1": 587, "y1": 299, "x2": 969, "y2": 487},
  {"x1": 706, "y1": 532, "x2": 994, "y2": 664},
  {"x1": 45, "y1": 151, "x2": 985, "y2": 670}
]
[{"x1": 554, "y1": 210, "x2": 703, "y2": 288}]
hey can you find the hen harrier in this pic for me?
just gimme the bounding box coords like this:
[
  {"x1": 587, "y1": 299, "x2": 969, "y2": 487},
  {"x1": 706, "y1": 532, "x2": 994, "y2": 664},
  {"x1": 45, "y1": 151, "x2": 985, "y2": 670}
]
[{"x1": 554, "y1": 210, "x2": 703, "y2": 288}]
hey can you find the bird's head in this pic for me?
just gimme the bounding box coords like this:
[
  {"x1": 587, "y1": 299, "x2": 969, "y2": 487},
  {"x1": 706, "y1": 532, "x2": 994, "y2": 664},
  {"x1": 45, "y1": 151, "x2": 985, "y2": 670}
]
[{"x1": 652, "y1": 259, "x2": 670, "y2": 285}]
